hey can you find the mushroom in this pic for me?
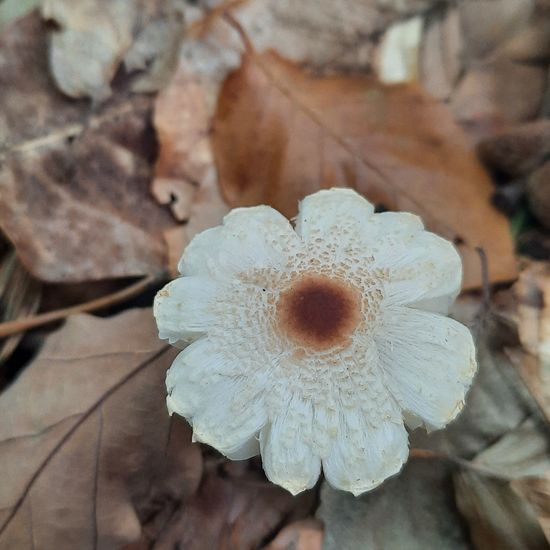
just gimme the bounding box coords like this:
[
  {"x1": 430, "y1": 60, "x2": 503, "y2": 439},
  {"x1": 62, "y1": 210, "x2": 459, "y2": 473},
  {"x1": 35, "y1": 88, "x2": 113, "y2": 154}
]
[{"x1": 154, "y1": 188, "x2": 477, "y2": 496}]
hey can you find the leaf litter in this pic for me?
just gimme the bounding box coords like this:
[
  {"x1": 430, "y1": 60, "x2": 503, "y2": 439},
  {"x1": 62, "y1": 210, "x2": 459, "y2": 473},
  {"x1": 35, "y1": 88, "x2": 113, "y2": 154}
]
[{"x1": 0, "y1": 1, "x2": 550, "y2": 549}]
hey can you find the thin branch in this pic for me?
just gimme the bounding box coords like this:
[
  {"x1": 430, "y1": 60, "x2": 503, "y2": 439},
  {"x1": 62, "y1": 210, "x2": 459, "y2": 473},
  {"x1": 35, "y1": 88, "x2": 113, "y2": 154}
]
[
  {"x1": 0, "y1": 274, "x2": 159, "y2": 339},
  {"x1": 476, "y1": 246, "x2": 491, "y2": 311},
  {"x1": 0, "y1": 345, "x2": 172, "y2": 538}
]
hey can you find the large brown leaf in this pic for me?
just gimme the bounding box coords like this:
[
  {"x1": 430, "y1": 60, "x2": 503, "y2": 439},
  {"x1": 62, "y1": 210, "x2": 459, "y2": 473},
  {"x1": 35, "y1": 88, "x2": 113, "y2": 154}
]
[
  {"x1": 212, "y1": 50, "x2": 516, "y2": 288},
  {"x1": 0, "y1": 309, "x2": 202, "y2": 549},
  {"x1": 0, "y1": 14, "x2": 177, "y2": 282}
]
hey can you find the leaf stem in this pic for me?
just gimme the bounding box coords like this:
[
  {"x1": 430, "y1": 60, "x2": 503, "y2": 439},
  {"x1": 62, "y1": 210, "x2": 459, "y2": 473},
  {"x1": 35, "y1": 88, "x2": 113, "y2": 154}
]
[{"x1": 0, "y1": 274, "x2": 159, "y2": 338}]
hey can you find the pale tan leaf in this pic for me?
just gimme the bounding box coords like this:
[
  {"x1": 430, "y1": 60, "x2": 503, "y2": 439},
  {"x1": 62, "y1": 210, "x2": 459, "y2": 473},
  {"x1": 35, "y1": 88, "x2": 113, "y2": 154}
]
[
  {"x1": 473, "y1": 418, "x2": 550, "y2": 480},
  {"x1": 0, "y1": 309, "x2": 202, "y2": 549},
  {"x1": 41, "y1": 0, "x2": 136, "y2": 101},
  {"x1": 41, "y1": 0, "x2": 184, "y2": 101}
]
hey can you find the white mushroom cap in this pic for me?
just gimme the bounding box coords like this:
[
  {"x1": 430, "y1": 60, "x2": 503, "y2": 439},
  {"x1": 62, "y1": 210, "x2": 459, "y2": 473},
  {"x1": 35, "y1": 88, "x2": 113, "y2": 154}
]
[{"x1": 154, "y1": 188, "x2": 477, "y2": 496}]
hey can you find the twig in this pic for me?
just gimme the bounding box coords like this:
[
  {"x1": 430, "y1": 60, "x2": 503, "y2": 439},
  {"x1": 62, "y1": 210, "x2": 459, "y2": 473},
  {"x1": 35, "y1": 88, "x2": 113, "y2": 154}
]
[
  {"x1": 0, "y1": 274, "x2": 159, "y2": 339},
  {"x1": 475, "y1": 246, "x2": 491, "y2": 312}
]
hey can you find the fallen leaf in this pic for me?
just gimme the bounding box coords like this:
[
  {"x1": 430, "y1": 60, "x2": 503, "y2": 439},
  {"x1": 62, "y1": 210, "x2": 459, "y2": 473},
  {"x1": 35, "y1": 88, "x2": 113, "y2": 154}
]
[
  {"x1": 454, "y1": 417, "x2": 550, "y2": 546},
  {"x1": 0, "y1": 308, "x2": 203, "y2": 549},
  {"x1": 264, "y1": 519, "x2": 323, "y2": 550},
  {"x1": 472, "y1": 418, "x2": 550, "y2": 480},
  {"x1": 451, "y1": 60, "x2": 547, "y2": 139},
  {"x1": 152, "y1": 66, "x2": 230, "y2": 270},
  {"x1": 419, "y1": 6, "x2": 462, "y2": 100},
  {"x1": 212, "y1": 49, "x2": 516, "y2": 288},
  {"x1": 512, "y1": 476, "x2": 550, "y2": 542},
  {"x1": 450, "y1": 0, "x2": 548, "y2": 140},
  {"x1": 319, "y1": 460, "x2": 470, "y2": 550},
  {"x1": 477, "y1": 120, "x2": 550, "y2": 178},
  {"x1": 0, "y1": 14, "x2": 178, "y2": 282},
  {"x1": 152, "y1": 468, "x2": 313, "y2": 550},
  {"x1": 454, "y1": 472, "x2": 548, "y2": 549},
  {"x1": 123, "y1": 0, "x2": 186, "y2": 94},
  {"x1": 458, "y1": 0, "x2": 534, "y2": 62},
  {"x1": 41, "y1": 0, "x2": 184, "y2": 101},
  {"x1": 41, "y1": 0, "x2": 136, "y2": 101}
]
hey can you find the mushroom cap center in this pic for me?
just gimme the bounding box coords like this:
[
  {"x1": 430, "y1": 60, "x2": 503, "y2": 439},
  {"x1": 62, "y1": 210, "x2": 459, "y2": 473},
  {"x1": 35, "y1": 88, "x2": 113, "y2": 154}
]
[{"x1": 276, "y1": 274, "x2": 362, "y2": 350}]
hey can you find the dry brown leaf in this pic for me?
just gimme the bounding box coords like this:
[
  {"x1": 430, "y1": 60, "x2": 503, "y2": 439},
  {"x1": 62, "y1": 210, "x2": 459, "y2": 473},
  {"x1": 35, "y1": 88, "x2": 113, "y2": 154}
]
[
  {"x1": 152, "y1": 468, "x2": 313, "y2": 550},
  {"x1": 0, "y1": 308, "x2": 203, "y2": 549},
  {"x1": 512, "y1": 476, "x2": 550, "y2": 542},
  {"x1": 451, "y1": 60, "x2": 547, "y2": 139},
  {"x1": 477, "y1": 120, "x2": 550, "y2": 178},
  {"x1": 451, "y1": 417, "x2": 550, "y2": 547},
  {"x1": 152, "y1": 67, "x2": 230, "y2": 270},
  {"x1": 212, "y1": 50, "x2": 516, "y2": 288},
  {"x1": 461, "y1": 418, "x2": 550, "y2": 545},
  {"x1": 264, "y1": 519, "x2": 323, "y2": 550},
  {"x1": 0, "y1": 14, "x2": 178, "y2": 283},
  {"x1": 454, "y1": 472, "x2": 548, "y2": 550}
]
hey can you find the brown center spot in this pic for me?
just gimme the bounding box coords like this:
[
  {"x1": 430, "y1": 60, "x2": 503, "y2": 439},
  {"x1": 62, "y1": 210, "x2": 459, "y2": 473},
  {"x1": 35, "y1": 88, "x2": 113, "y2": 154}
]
[{"x1": 277, "y1": 274, "x2": 362, "y2": 350}]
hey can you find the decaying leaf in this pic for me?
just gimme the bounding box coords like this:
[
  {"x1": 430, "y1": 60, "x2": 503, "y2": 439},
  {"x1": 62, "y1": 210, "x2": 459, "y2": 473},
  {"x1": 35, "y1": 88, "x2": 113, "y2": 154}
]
[
  {"x1": 512, "y1": 476, "x2": 550, "y2": 542},
  {"x1": 41, "y1": 0, "x2": 185, "y2": 101},
  {"x1": 212, "y1": 50, "x2": 516, "y2": 288},
  {"x1": 0, "y1": 14, "x2": 178, "y2": 282},
  {"x1": 152, "y1": 467, "x2": 315, "y2": 550},
  {"x1": 419, "y1": 6, "x2": 462, "y2": 100},
  {"x1": 453, "y1": 417, "x2": 550, "y2": 548},
  {"x1": 0, "y1": 308, "x2": 203, "y2": 549},
  {"x1": 477, "y1": 120, "x2": 550, "y2": 178},
  {"x1": 454, "y1": 472, "x2": 548, "y2": 549},
  {"x1": 319, "y1": 460, "x2": 470, "y2": 550},
  {"x1": 264, "y1": 519, "x2": 323, "y2": 550}
]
